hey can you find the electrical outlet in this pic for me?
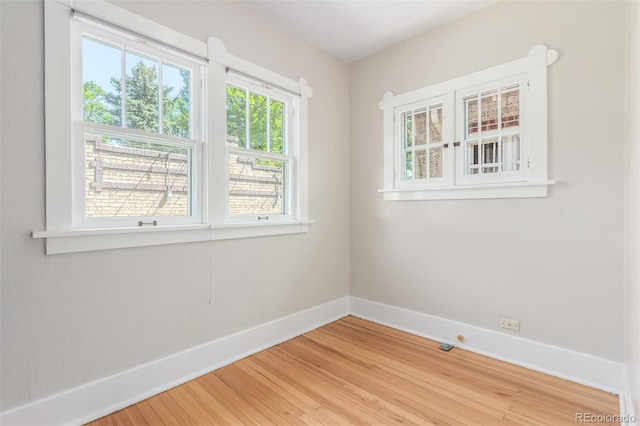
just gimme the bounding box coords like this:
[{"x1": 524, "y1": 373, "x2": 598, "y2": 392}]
[{"x1": 500, "y1": 317, "x2": 520, "y2": 331}]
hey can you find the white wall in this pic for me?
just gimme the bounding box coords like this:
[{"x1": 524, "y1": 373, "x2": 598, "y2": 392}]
[
  {"x1": 625, "y1": 0, "x2": 640, "y2": 415},
  {"x1": 349, "y1": 1, "x2": 626, "y2": 361},
  {"x1": 0, "y1": 0, "x2": 350, "y2": 411}
]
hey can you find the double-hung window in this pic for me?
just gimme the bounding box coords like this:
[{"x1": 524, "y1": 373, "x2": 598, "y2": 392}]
[
  {"x1": 380, "y1": 45, "x2": 558, "y2": 200},
  {"x1": 75, "y1": 21, "x2": 205, "y2": 228},
  {"x1": 225, "y1": 75, "x2": 296, "y2": 221}
]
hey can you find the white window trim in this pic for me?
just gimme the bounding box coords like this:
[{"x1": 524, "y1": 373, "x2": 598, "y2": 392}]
[
  {"x1": 395, "y1": 95, "x2": 454, "y2": 189},
  {"x1": 379, "y1": 45, "x2": 558, "y2": 201},
  {"x1": 34, "y1": 0, "x2": 312, "y2": 254}
]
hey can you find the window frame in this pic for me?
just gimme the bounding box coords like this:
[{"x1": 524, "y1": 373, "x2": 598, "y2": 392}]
[
  {"x1": 379, "y1": 45, "x2": 558, "y2": 201},
  {"x1": 34, "y1": 0, "x2": 312, "y2": 254}
]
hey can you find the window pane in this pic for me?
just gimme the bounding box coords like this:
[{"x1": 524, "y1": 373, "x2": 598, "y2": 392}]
[
  {"x1": 270, "y1": 99, "x2": 284, "y2": 154},
  {"x1": 466, "y1": 97, "x2": 478, "y2": 138},
  {"x1": 480, "y1": 91, "x2": 498, "y2": 134},
  {"x1": 228, "y1": 154, "x2": 286, "y2": 216},
  {"x1": 414, "y1": 109, "x2": 426, "y2": 146},
  {"x1": 162, "y1": 63, "x2": 190, "y2": 138},
  {"x1": 82, "y1": 37, "x2": 122, "y2": 126},
  {"x1": 502, "y1": 134, "x2": 520, "y2": 172},
  {"x1": 481, "y1": 137, "x2": 499, "y2": 174},
  {"x1": 415, "y1": 149, "x2": 427, "y2": 179},
  {"x1": 501, "y1": 86, "x2": 520, "y2": 130},
  {"x1": 85, "y1": 132, "x2": 192, "y2": 218},
  {"x1": 467, "y1": 141, "x2": 479, "y2": 175},
  {"x1": 429, "y1": 106, "x2": 442, "y2": 143},
  {"x1": 429, "y1": 147, "x2": 442, "y2": 178},
  {"x1": 125, "y1": 51, "x2": 159, "y2": 133},
  {"x1": 405, "y1": 151, "x2": 413, "y2": 179},
  {"x1": 226, "y1": 85, "x2": 247, "y2": 148},
  {"x1": 249, "y1": 92, "x2": 268, "y2": 151},
  {"x1": 404, "y1": 112, "x2": 412, "y2": 148}
]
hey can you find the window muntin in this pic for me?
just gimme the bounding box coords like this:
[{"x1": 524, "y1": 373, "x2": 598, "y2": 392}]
[
  {"x1": 225, "y1": 78, "x2": 295, "y2": 220},
  {"x1": 76, "y1": 23, "x2": 203, "y2": 227}
]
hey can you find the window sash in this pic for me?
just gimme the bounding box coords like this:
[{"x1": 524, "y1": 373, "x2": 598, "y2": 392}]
[
  {"x1": 73, "y1": 21, "x2": 204, "y2": 141},
  {"x1": 455, "y1": 74, "x2": 528, "y2": 185},
  {"x1": 73, "y1": 121, "x2": 204, "y2": 229},
  {"x1": 395, "y1": 95, "x2": 453, "y2": 189},
  {"x1": 226, "y1": 148, "x2": 293, "y2": 221},
  {"x1": 225, "y1": 75, "x2": 297, "y2": 222},
  {"x1": 72, "y1": 19, "x2": 205, "y2": 228}
]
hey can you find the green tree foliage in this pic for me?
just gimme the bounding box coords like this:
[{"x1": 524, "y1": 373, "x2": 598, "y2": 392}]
[
  {"x1": 125, "y1": 62, "x2": 159, "y2": 133},
  {"x1": 83, "y1": 81, "x2": 119, "y2": 125},
  {"x1": 82, "y1": 61, "x2": 190, "y2": 138},
  {"x1": 226, "y1": 85, "x2": 247, "y2": 147},
  {"x1": 163, "y1": 69, "x2": 190, "y2": 138},
  {"x1": 226, "y1": 84, "x2": 284, "y2": 154}
]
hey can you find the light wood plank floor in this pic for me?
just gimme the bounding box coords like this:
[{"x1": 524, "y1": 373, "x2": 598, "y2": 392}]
[{"x1": 88, "y1": 316, "x2": 620, "y2": 425}]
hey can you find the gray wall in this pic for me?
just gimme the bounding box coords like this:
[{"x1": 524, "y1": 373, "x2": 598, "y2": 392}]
[
  {"x1": 349, "y1": 1, "x2": 626, "y2": 361},
  {"x1": 625, "y1": 0, "x2": 640, "y2": 415},
  {"x1": 0, "y1": 0, "x2": 350, "y2": 411}
]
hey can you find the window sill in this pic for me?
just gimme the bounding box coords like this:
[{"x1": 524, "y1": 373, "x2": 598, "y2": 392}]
[
  {"x1": 378, "y1": 180, "x2": 555, "y2": 201},
  {"x1": 32, "y1": 220, "x2": 313, "y2": 255}
]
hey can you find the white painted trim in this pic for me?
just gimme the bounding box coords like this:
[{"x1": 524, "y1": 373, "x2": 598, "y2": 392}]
[
  {"x1": 379, "y1": 180, "x2": 554, "y2": 201},
  {"x1": 32, "y1": 221, "x2": 313, "y2": 254},
  {"x1": 620, "y1": 367, "x2": 638, "y2": 425},
  {"x1": 52, "y1": 0, "x2": 207, "y2": 59},
  {"x1": 349, "y1": 296, "x2": 625, "y2": 394},
  {"x1": 1, "y1": 295, "x2": 632, "y2": 424},
  {"x1": 0, "y1": 297, "x2": 350, "y2": 426}
]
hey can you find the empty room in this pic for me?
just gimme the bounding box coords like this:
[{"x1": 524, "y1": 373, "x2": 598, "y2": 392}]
[{"x1": 1, "y1": 0, "x2": 639, "y2": 424}]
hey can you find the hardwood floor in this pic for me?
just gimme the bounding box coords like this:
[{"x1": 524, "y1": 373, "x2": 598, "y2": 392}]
[{"x1": 88, "y1": 316, "x2": 620, "y2": 425}]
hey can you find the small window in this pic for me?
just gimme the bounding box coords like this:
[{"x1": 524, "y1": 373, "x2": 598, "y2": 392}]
[
  {"x1": 380, "y1": 45, "x2": 558, "y2": 201},
  {"x1": 225, "y1": 77, "x2": 295, "y2": 221}
]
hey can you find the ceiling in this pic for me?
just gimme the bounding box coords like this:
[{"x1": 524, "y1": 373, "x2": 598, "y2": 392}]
[{"x1": 248, "y1": 0, "x2": 495, "y2": 62}]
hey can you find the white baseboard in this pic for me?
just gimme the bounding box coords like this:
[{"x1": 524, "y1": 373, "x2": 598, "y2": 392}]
[
  {"x1": 349, "y1": 296, "x2": 626, "y2": 395},
  {"x1": 620, "y1": 367, "x2": 638, "y2": 426},
  {"x1": 1, "y1": 295, "x2": 631, "y2": 425},
  {"x1": 0, "y1": 297, "x2": 350, "y2": 426}
]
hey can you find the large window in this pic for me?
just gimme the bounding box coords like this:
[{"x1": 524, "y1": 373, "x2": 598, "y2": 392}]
[
  {"x1": 77, "y1": 24, "x2": 204, "y2": 228},
  {"x1": 36, "y1": 0, "x2": 312, "y2": 254},
  {"x1": 379, "y1": 45, "x2": 558, "y2": 200}
]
